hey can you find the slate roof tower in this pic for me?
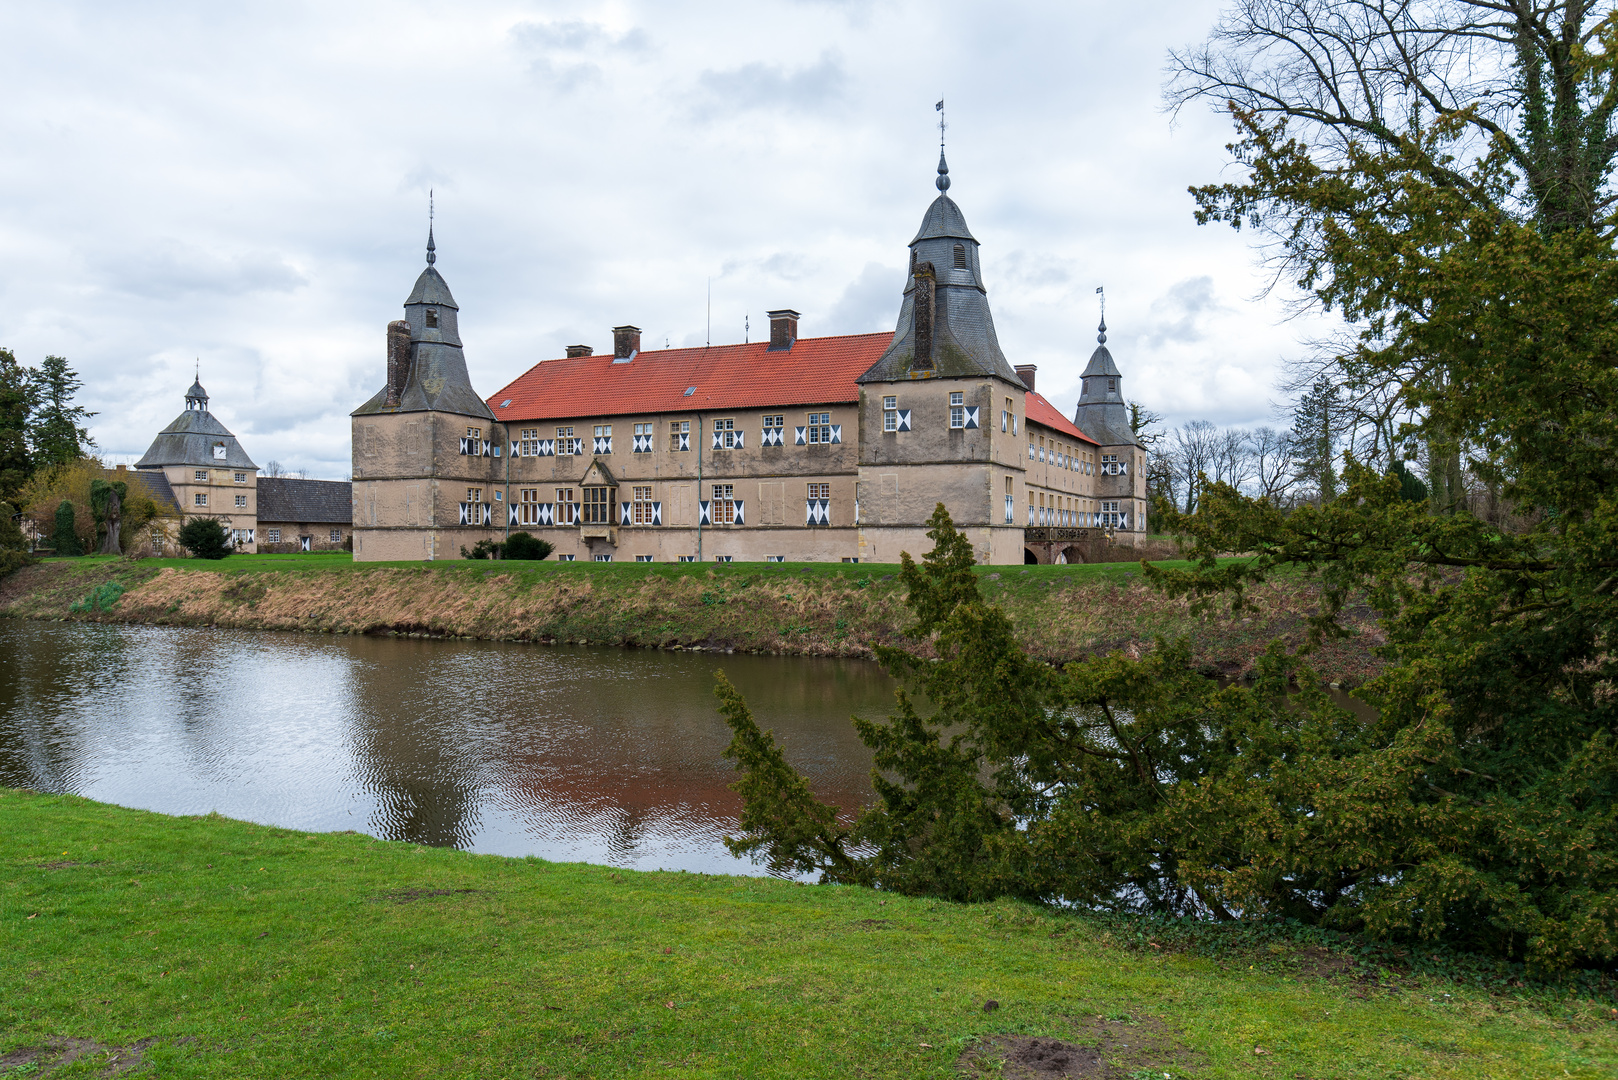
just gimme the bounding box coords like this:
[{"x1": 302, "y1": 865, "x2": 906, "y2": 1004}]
[
  {"x1": 1071, "y1": 316, "x2": 1137, "y2": 447},
  {"x1": 350, "y1": 219, "x2": 502, "y2": 561},
  {"x1": 136, "y1": 371, "x2": 261, "y2": 551}
]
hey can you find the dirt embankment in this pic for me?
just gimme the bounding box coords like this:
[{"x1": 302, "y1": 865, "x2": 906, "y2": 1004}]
[{"x1": 0, "y1": 560, "x2": 1386, "y2": 682}]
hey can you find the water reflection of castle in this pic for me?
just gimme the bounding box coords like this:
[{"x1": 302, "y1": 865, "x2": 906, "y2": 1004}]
[{"x1": 352, "y1": 151, "x2": 1150, "y2": 566}]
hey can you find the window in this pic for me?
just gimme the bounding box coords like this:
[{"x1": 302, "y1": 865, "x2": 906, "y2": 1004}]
[
  {"x1": 635, "y1": 554, "x2": 655, "y2": 562},
  {"x1": 711, "y1": 484, "x2": 736, "y2": 524},
  {"x1": 466, "y1": 487, "x2": 483, "y2": 504},
  {"x1": 806, "y1": 412, "x2": 831, "y2": 444},
  {"x1": 669, "y1": 419, "x2": 690, "y2": 452},
  {"x1": 715, "y1": 555, "x2": 734, "y2": 563},
  {"x1": 467, "y1": 426, "x2": 482, "y2": 441},
  {"x1": 713, "y1": 417, "x2": 738, "y2": 449},
  {"x1": 426, "y1": 308, "x2": 439, "y2": 328},
  {"x1": 594, "y1": 553, "x2": 613, "y2": 562},
  {"x1": 632, "y1": 485, "x2": 654, "y2": 525},
  {"x1": 266, "y1": 529, "x2": 281, "y2": 543},
  {"x1": 763, "y1": 414, "x2": 784, "y2": 430},
  {"x1": 330, "y1": 529, "x2": 342, "y2": 542},
  {"x1": 766, "y1": 555, "x2": 785, "y2": 563},
  {"x1": 883, "y1": 396, "x2": 897, "y2": 432},
  {"x1": 519, "y1": 428, "x2": 541, "y2": 456},
  {"x1": 633, "y1": 422, "x2": 654, "y2": 453},
  {"x1": 518, "y1": 488, "x2": 541, "y2": 526},
  {"x1": 949, "y1": 392, "x2": 965, "y2": 428},
  {"x1": 555, "y1": 488, "x2": 577, "y2": 525},
  {"x1": 233, "y1": 472, "x2": 246, "y2": 483},
  {"x1": 581, "y1": 486, "x2": 613, "y2": 525},
  {"x1": 953, "y1": 243, "x2": 967, "y2": 269},
  {"x1": 808, "y1": 482, "x2": 829, "y2": 500},
  {"x1": 841, "y1": 557, "x2": 860, "y2": 563},
  {"x1": 234, "y1": 494, "x2": 247, "y2": 508},
  {"x1": 556, "y1": 426, "x2": 581, "y2": 456},
  {"x1": 677, "y1": 555, "x2": 696, "y2": 562},
  {"x1": 1108, "y1": 379, "x2": 1116, "y2": 392},
  {"x1": 195, "y1": 470, "x2": 208, "y2": 482},
  {"x1": 1102, "y1": 453, "x2": 1123, "y2": 476},
  {"x1": 558, "y1": 554, "x2": 576, "y2": 562}
]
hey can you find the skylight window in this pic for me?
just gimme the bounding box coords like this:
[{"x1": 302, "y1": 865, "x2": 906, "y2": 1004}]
[
  {"x1": 500, "y1": 399, "x2": 511, "y2": 408},
  {"x1": 684, "y1": 386, "x2": 696, "y2": 396}
]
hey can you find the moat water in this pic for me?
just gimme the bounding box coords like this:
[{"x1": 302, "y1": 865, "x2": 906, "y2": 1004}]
[{"x1": 0, "y1": 621, "x2": 891, "y2": 875}]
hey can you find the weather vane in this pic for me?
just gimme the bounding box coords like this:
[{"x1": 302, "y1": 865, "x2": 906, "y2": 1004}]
[
  {"x1": 936, "y1": 99, "x2": 946, "y2": 146},
  {"x1": 1096, "y1": 286, "x2": 1107, "y2": 343}
]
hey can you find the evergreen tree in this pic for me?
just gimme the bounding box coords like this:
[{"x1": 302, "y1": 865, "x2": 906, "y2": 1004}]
[
  {"x1": 28, "y1": 355, "x2": 94, "y2": 468},
  {"x1": 0, "y1": 348, "x2": 33, "y2": 504},
  {"x1": 51, "y1": 499, "x2": 82, "y2": 556},
  {"x1": 1288, "y1": 377, "x2": 1340, "y2": 504}
]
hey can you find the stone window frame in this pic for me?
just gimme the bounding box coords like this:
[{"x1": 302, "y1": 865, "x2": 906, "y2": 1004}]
[
  {"x1": 669, "y1": 419, "x2": 691, "y2": 452},
  {"x1": 710, "y1": 483, "x2": 737, "y2": 525},
  {"x1": 329, "y1": 528, "x2": 342, "y2": 543},
  {"x1": 883, "y1": 396, "x2": 898, "y2": 432},
  {"x1": 631, "y1": 485, "x2": 655, "y2": 525},
  {"x1": 194, "y1": 493, "x2": 207, "y2": 506},
  {"x1": 555, "y1": 487, "x2": 578, "y2": 525},
  {"x1": 712, "y1": 417, "x2": 739, "y2": 450},
  {"x1": 195, "y1": 469, "x2": 209, "y2": 482},
  {"x1": 266, "y1": 529, "x2": 281, "y2": 543},
  {"x1": 234, "y1": 494, "x2": 247, "y2": 508},
  {"x1": 805, "y1": 412, "x2": 832, "y2": 444},
  {"x1": 233, "y1": 472, "x2": 247, "y2": 484},
  {"x1": 581, "y1": 486, "x2": 613, "y2": 525},
  {"x1": 949, "y1": 392, "x2": 965, "y2": 429}
]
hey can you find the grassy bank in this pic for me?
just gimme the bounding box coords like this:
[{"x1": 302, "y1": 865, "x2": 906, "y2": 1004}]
[
  {"x1": 0, "y1": 553, "x2": 1384, "y2": 682},
  {"x1": 3, "y1": 789, "x2": 1613, "y2": 1079}
]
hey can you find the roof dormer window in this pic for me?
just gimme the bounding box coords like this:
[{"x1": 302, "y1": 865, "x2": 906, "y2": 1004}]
[
  {"x1": 425, "y1": 308, "x2": 439, "y2": 328},
  {"x1": 953, "y1": 243, "x2": 967, "y2": 270}
]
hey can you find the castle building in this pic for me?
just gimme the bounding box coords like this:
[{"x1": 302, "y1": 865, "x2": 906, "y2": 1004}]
[
  {"x1": 134, "y1": 377, "x2": 353, "y2": 555},
  {"x1": 350, "y1": 154, "x2": 1147, "y2": 564}
]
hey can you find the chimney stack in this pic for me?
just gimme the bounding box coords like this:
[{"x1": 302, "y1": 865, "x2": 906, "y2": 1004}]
[
  {"x1": 565, "y1": 345, "x2": 594, "y2": 358},
  {"x1": 612, "y1": 325, "x2": 641, "y2": 360},
  {"x1": 385, "y1": 319, "x2": 411, "y2": 407},
  {"x1": 911, "y1": 263, "x2": 936, "y2": 371},
  {"x1": 766, "y1": 309, "x2": 800, "y2": 351},
  {"x1": 1015, "y1": 365, "x2": 1037, "y2": 393}
]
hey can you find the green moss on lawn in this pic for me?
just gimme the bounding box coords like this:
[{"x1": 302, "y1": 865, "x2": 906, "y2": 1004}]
[{"x1": 2, "y1": 789, "x2": 1613, "y2": 1078}]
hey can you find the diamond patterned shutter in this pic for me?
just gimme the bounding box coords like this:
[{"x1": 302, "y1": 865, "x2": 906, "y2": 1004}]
[
  {"x1": 761, "y1": 428, "x2": 782, "y2": 447},
  {"x1": 620, "y1": 501, "x2": 631, "y2": 526},
  {"x1": 829, "y1": 425, "x2": 842, "y2": 443},
  {"x1": 538, "y1": 503, "x2": 554, "y2": 526},
  {"x1": 676, "y1": 432, "x2": 690, "y2": 452},
  {"x1": 651, "y1": 502, "x2": 662, "y2": 525},
  {"x1": 733, "y1": 499, "x2": 744, "y2": 525},
  {"x1": 794, "y1": 426, "x2": 806, "y2": 445},
  {"x1": 632, "y1": 434, "x2": 652, "y2": 453},
  {"x1": 734, "y1": 430, "x2": 744, "y2": 448},
  {"x1": 510, "y1": 440, "x2": 520, "y2": 457},
  {"x1": 897, "y1": 410, "x2": 911, "y2": 431},
  {"x1": 483, "y1": 504, "x2": 494, "y2": 525},
  {"x1": 964, "y1": 407, "x2": 979, "y2": 429},
  {"x1": 459, "y1": 437, "x2": 470, "y2": 455},
  {"x1": 458, "y1": 503, "x2": 470, "y2": 525},
  {"x1": 698, "y1": 500, "x2": 711, "y2": 526},
  {"x1": 712, "y1": 431, "x2": 723, "y2": 450},
  {"x1": 509, "y1": 503, "x2": 520, "y2": 526},
  {"x1": 806, "y1": 499, "x2": 830, "y2": 525}
]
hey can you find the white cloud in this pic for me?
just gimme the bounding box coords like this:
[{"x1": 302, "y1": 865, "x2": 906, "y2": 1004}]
[{"x1": 0, "y1": 0, "x2": 1333, "y2": 480}]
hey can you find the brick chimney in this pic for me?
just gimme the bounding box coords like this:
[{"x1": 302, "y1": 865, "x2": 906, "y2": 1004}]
[
  {"x1": 766, "y1": 309, "x2": 800, "y2": 351},
  {"x1": 612, "y1": 326, "x2": 641, "y2": 360},
  {"x1": 565, "y1": 345, "x2": 594, "y2": 358},
  {"x1": 385, "y1": 319, "x2": 411, "y2": 407},
  {"x1": 1015, "y1": 365, "x2": 1037, "y2": 393},
  {"x1": 912, "y1": 263, "x2": 936, "y2": 371}
]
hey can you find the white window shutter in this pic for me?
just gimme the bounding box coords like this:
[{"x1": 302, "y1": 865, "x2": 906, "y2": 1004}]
[
  {"x1": 652, "y1": 502, "x2": 662, "y2": 525},
  {"x1": 712, "y1": 431, "x2": 723, "y2": 450},
  {"x1": 964, "y1": 407, "x2": 979, "y2": 429},
  {"x1": 733, "y1": 499, "x2": 744, "y2": 524},
  {"x1": 699, "y1": 500, "x2": 711, "y2": 525},
  {"x1": 510, "y1": 441, "x2": 520, "y2": 457},
  {"x1": 509, "y1": 503, "x2": 519, "y2": 526},
  {"x1": 897, "y1": 410, "x2": 911, "y2": 431},
  {"x1": 794, "y1": 426, "x2": 806, "y2": 445},
  {"x1": 734, "y1": 430, "x2": 744, "y2": 448},
  {"x1": 458, "y1": 503, "x2": 469, "y2": 525},
  {"x1": 830, "y1": 425, "x2": 842, "y2": 443},
  {"x1": 678, "y1": 432, "x2": 690, "y2": 451},
  {"x1": 620, "y1": 502, "x2": 631, "y2": 526},
  {"x1": 459, "y1": 437, "x2": 469, "y2": 455}
]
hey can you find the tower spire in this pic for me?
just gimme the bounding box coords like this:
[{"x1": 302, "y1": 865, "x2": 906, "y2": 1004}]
[
  {"x1": 1096, "y1": 285, "x2": 1107, "y2": 344},
  {"x1": 934, "y1": 99, "x2": 950, "y2": 192},
  {"x1": 426, "y1": 189, "x2": 436, "y2": 266}
]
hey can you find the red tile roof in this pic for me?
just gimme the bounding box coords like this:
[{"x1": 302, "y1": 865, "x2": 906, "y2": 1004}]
[
  {"x1": 485, "y1": 333, "x2": 893, "y2": 422},
  {"x1": 1024, "y1": 391, "x2": 1098, "y2": 446}
]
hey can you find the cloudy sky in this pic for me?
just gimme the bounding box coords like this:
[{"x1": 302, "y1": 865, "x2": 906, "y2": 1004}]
[{"x1": 1, "y1": 0, "x2": 1330, "y2": 480}]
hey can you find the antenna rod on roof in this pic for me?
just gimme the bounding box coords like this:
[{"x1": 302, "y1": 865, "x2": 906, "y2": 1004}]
[
  {"x1": 706, "y1": 277, "x2": 711, "y2": 348},
  {"x1": 745, "y1": 311, "x2": 749, "y2": 345}
]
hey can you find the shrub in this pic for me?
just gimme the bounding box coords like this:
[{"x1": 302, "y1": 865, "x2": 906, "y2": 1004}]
[
  {"x1": 51, "y1": 499, "x2": 82, "y2": 556},
  {"x1": 461, "y1": 538, "x2": 504, "y2": 560},
  {"x1": 177, "y1": 517, "x2": 232, "y2": 560},
  {"x1": 0, "y1": 500, "x2": 25, "y2": 552},
  {"x1": 0, "y1": 549, "x2": 35, "y2": 578},
  {"x1": 69, "y1": 581, "x2": 125, "y2": 613},
  {"x1": 503, "y1": 532, "x2": 553, "y2": 560}
]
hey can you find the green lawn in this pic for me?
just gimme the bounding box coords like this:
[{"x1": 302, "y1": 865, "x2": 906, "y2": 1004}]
[{"x1": 3, "y1": 789, "x2": 1612, "y2": 1078}]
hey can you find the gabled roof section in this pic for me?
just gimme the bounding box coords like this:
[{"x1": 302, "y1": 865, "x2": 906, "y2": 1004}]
[
  {"x1": 581, "y1": 458, "x2": 618, "y2": 487},
  {"x1": 486, "y1": 333, "x2": 891, "y2": 422},
  {"x1": 256, "y1": 478, "x2": 353, "y2": 524},
  {"x1": 1025, "y1": 392, "x2": 1098, "y2": 445}
]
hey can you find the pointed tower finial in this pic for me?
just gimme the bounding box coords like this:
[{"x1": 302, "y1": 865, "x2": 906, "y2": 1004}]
[
  {"x1": 426, "y1": 189, "x2": 437, "y2": 266},
  {"x1": 934, "y1": 100, "x2": 951, "y2": 192},
  {"x1": 1096, "y1": 286, "x2": 1107, "y2": 344}
]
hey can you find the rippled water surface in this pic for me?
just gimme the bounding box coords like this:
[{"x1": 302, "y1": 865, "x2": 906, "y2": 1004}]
[{"x1": 0, "y1": 621, "x2": 893, "y2": 874}]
